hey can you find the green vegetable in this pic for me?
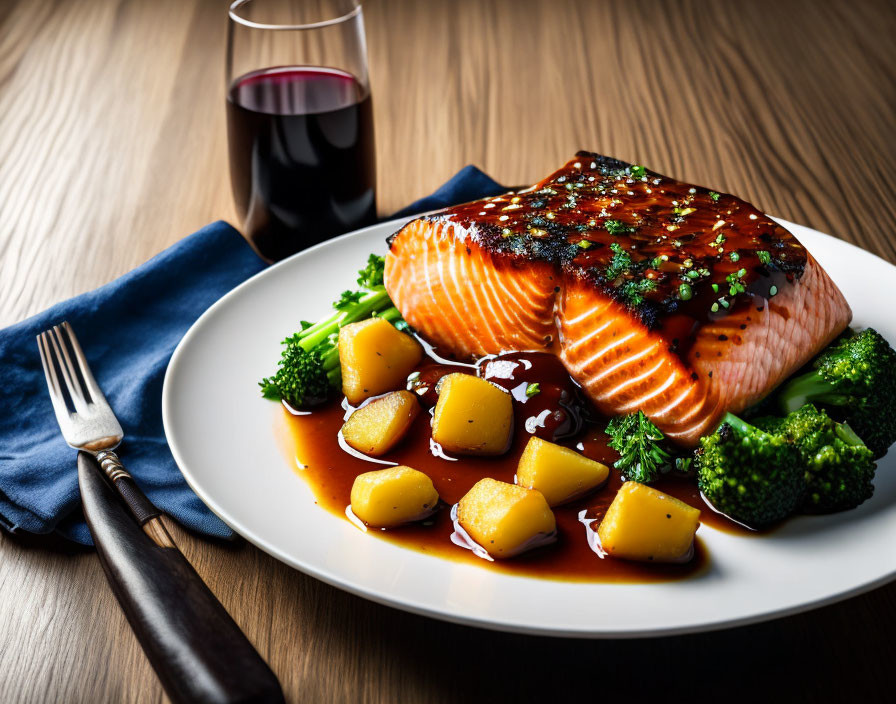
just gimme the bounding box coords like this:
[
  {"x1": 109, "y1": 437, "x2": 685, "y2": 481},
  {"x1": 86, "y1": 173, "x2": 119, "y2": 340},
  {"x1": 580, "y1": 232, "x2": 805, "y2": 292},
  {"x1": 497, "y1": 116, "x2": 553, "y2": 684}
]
[
  {"x1": 755, "y1": 405, "x2": 875, "y2": 513},
  {"x1": 259, "y1": 254, "x2": 404, "y2": 408},
  {"x1": 604, "y1": 220, "x2": 634, "y2": 236},
  {"x1": 696, "y1": 413, "x2": 804, "y2": 528},
  {"x1": 726, "y1": 268, "x2": 747, "y2": 296},
  {"x1": 605, "y1": 411, "x2": 674, "y2": 484},
  {"x1": 630, "y1": 165, "x2": 646, "y2": 179},
  {"x1": 604, "y1": 242, "x2": 632, "y2": 280},
  {"x1": 618, "y1": 277, "x2": 657, "y2": 307},
  {"x1": 709, "y1": 191, "x2": 720, "y2": 202},
  {"x1": 525, "y1": 383, "x2": 541, "y2": 398},
  {"x1": 774, "y1": 328, "x2": 896, "y2": 458},
  {"x1": 260, "y1": 344, "x2": 331, "y2": 408}
]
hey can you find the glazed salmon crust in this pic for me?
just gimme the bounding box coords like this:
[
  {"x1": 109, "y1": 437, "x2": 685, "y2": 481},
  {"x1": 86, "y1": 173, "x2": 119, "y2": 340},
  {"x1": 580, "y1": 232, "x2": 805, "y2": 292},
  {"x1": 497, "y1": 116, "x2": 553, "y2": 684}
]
[{"x1": 385, "y1": 153, "x2": 851, "y2": 446}]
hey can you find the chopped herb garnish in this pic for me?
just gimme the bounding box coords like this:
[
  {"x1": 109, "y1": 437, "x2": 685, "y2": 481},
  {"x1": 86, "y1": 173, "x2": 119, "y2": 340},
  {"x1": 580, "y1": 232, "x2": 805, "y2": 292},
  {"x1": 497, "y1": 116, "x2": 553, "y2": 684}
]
[
  {"x1": 619, "y1": 278, "x2": 657, "y2": 306},
  {"x1": 726, "y1": 268, "x2": 748, "y2": 296},
  {"x1": 711, "y1": 302, "x2": 720, "y2": 313},
  {"x1": 651, "y1": 256, "x2": 663, "y2": 269},
  {"x1": 769, "y1": 285, "x2": 778, "y2": 297},
  {"x1": 709, "y1": 191, "x2": 720, "y2": 202},
  {"x1": 712, "y1": 283, "x2": 719, "y2": 293},
  {"x1": 679, "y1": 283, "x2": 693, "y2": 301},
  {"x1": 605, "y1": 242, "x2": 633, "y2": 280},
  {"x1": 605, "y1": 219, "x2": 634, "y2": 236},
  {"x1": 525, "y1": 383, "x2": 541, "y2": 398},
  {"x1": 757, "y1": 250, "x2": 771, "y2": 265},
  {"x1": 729, "y1": 251, "x2": 740, "y2": 262},
  {"x1": 686, "y1": 270, "x2": 700, "y2": 279},
  {"x1": 577, "y1": 239, "x2": 593, "y2": 249},
  {"x1": 631, "y1": 165, "x2": 646, "y2": 179}
]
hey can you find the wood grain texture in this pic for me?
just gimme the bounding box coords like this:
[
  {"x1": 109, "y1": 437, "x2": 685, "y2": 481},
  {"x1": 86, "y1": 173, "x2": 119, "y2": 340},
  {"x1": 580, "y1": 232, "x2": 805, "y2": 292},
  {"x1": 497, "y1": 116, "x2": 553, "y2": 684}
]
[{"x1": 0, "y1": 0, "x2": 894, "y2": 702}]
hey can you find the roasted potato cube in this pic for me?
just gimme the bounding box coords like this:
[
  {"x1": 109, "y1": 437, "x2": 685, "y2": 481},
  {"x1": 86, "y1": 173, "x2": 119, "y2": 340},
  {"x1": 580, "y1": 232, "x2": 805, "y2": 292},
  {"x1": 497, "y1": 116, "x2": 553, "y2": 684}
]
[
  {"x1": 341, "y1": 391, "x2": 421, "y2": 456},
  {"x1": 516, "y1": 436, "x2": 609, "y2": 506},
  {"x1": 456, "y1": 478, "x2": 556, "y2": 558},
  {"x1": 350, "y1": 466, "x2": 439, "y2": 528},
  {"x1": 339, "y1": 318, "x2": 423, "y2": 404},
  {"x1": 598, "y1": 481, "x2": 701, "y2": 563},
  {"x1": 432, "y1": 373, "x2": 513, "y2": 455}
]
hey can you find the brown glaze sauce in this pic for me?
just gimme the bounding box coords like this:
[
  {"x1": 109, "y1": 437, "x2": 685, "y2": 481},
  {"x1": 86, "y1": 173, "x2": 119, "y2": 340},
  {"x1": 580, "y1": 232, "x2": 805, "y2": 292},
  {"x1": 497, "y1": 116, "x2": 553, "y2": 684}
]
[
  {"x1": 418, "y1": 151, "x2": 806, "y2": 356},
  {"x1": 280, "y1": 349, "x2": 754, "y2": 583}
]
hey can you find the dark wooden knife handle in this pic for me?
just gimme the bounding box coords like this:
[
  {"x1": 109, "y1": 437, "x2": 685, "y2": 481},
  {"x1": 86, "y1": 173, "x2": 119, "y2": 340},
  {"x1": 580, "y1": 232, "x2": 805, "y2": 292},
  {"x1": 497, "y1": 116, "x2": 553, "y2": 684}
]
[{"x1": 78, "y1": 452, "x2": 285, "y2": 704}]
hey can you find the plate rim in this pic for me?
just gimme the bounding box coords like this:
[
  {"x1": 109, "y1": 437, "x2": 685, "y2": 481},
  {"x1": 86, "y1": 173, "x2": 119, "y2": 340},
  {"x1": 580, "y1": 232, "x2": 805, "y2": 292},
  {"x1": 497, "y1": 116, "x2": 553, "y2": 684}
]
[{"x1": 162, "y1": 214, "x2": 896, "y2": 638}]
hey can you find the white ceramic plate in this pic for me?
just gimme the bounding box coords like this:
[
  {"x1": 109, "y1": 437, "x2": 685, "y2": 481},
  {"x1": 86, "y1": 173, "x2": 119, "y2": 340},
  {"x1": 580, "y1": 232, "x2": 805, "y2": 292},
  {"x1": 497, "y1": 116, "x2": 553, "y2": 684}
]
[{"x1": 162, "y1": 216, "x2": 896, "y2": 638}]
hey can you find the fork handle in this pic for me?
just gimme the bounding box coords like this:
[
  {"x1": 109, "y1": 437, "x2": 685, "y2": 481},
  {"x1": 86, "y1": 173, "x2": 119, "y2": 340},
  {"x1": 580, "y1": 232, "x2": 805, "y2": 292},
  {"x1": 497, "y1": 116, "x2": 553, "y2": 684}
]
[
  {"x1": 95, "y1": 450, "x2": 164, "y2": 530},
  {"x1": 78, "y1": 452, "x2": 285, "y2": 704}
]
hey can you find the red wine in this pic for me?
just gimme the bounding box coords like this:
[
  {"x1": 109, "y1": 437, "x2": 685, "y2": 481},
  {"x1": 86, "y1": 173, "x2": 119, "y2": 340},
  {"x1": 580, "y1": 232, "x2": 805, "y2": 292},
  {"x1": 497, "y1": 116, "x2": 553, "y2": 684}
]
[{"x1": 227, "y1": 66, "x2": 376, "y2": 261}]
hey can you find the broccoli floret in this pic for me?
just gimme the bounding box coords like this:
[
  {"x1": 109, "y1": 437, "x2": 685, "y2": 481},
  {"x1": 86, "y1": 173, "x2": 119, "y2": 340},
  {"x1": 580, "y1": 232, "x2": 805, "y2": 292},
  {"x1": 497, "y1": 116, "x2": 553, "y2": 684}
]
[
  {"x1": 259, "y1": 254, "x2": 406, "y2": 408},
  {"x1": 356, "y1": 252, "x2": 386, "y2": 288},
  {"x1": 696, "y1": 413, "x2": 804, "y2": 528},
  {"x1": 775, "y1": 328, "x2": 896, "y2": 458},
  {"x1": 755, "y1": 405, "x2": 875, "y2": 513},
  {"x1": 260, "y1": 343, "x2": 332, "y2": 409},
  {"x1": 605, "y1": 411, "x2": 674, "y2": 484}
]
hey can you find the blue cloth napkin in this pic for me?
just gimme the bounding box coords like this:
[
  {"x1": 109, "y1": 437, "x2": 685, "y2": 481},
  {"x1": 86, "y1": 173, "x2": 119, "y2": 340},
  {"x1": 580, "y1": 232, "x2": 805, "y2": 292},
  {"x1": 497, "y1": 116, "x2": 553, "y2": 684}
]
[{"x1": 0, "y1": 166, "x2": 505, "y2": 545}]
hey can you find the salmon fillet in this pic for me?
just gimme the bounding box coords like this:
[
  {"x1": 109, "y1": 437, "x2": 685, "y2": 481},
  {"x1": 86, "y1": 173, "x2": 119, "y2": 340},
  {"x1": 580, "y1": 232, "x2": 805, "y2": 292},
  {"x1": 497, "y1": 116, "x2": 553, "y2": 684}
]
[{"x1": 385, "y1": 153, "x2": 851, "y2": 445}]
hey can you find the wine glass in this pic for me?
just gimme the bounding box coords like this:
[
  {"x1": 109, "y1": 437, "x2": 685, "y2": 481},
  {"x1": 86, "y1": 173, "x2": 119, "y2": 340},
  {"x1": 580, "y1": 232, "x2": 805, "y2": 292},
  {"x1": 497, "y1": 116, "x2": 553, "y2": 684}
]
[{"x1": 226, "y1": 0, "x2": 375, "y2": 262}]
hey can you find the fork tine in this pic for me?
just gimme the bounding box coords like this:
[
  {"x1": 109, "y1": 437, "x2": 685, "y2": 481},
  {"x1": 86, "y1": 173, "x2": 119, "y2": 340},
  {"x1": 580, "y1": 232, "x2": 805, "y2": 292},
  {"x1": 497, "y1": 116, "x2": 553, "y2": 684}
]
[
  {"x1": 48, "y1": 325, "x2": 90, "y2": 413},
  {"x1": 37, "y1": 332, "x2": 72, "y2": 421},
  {"x1": 60, "y1": 321, "x2": 106, "y2": 405}
]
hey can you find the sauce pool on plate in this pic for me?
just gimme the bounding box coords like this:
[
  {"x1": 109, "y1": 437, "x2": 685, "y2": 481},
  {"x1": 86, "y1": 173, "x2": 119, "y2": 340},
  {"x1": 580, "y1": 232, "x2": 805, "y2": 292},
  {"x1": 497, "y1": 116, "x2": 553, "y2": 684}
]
[{"x1": 277, "y1": 351, "x2": 751, "y2": 583}]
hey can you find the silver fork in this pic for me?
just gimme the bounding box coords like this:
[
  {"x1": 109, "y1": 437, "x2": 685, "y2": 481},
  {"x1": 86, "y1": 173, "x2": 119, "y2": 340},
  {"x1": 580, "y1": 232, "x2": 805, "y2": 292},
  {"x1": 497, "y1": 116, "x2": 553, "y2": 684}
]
[
  {"x1": 37, "y1": 321, "x2": 284, "y2": 704},
  {"x1": 37, "y1": 321, "x2": 162, "y2": 531}
]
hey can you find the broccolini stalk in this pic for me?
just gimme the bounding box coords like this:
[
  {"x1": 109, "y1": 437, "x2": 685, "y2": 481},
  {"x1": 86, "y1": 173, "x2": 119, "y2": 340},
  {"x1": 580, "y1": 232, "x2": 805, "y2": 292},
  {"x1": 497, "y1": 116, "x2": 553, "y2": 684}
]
[
  {"x1": 295, "y1": 289, "x2": 392, "y2": 351},
  {"x1": 260, "y1": 254, "x2": 406, "y2": 408}
]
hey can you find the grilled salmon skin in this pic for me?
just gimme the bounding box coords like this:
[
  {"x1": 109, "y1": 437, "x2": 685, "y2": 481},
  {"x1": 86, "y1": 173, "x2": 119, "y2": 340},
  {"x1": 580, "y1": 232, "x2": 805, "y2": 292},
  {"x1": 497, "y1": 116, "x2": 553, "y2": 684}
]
[{"x1": 385, "y1": 153, "x2": 851, "y2": 445}]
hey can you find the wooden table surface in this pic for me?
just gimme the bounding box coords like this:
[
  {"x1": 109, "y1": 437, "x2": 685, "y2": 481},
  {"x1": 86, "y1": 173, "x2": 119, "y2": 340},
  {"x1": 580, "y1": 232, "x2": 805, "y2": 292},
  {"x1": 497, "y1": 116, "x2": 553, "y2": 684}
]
[{"x1": 2, "y1": 0, "x2": 895, "y2": 701}]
